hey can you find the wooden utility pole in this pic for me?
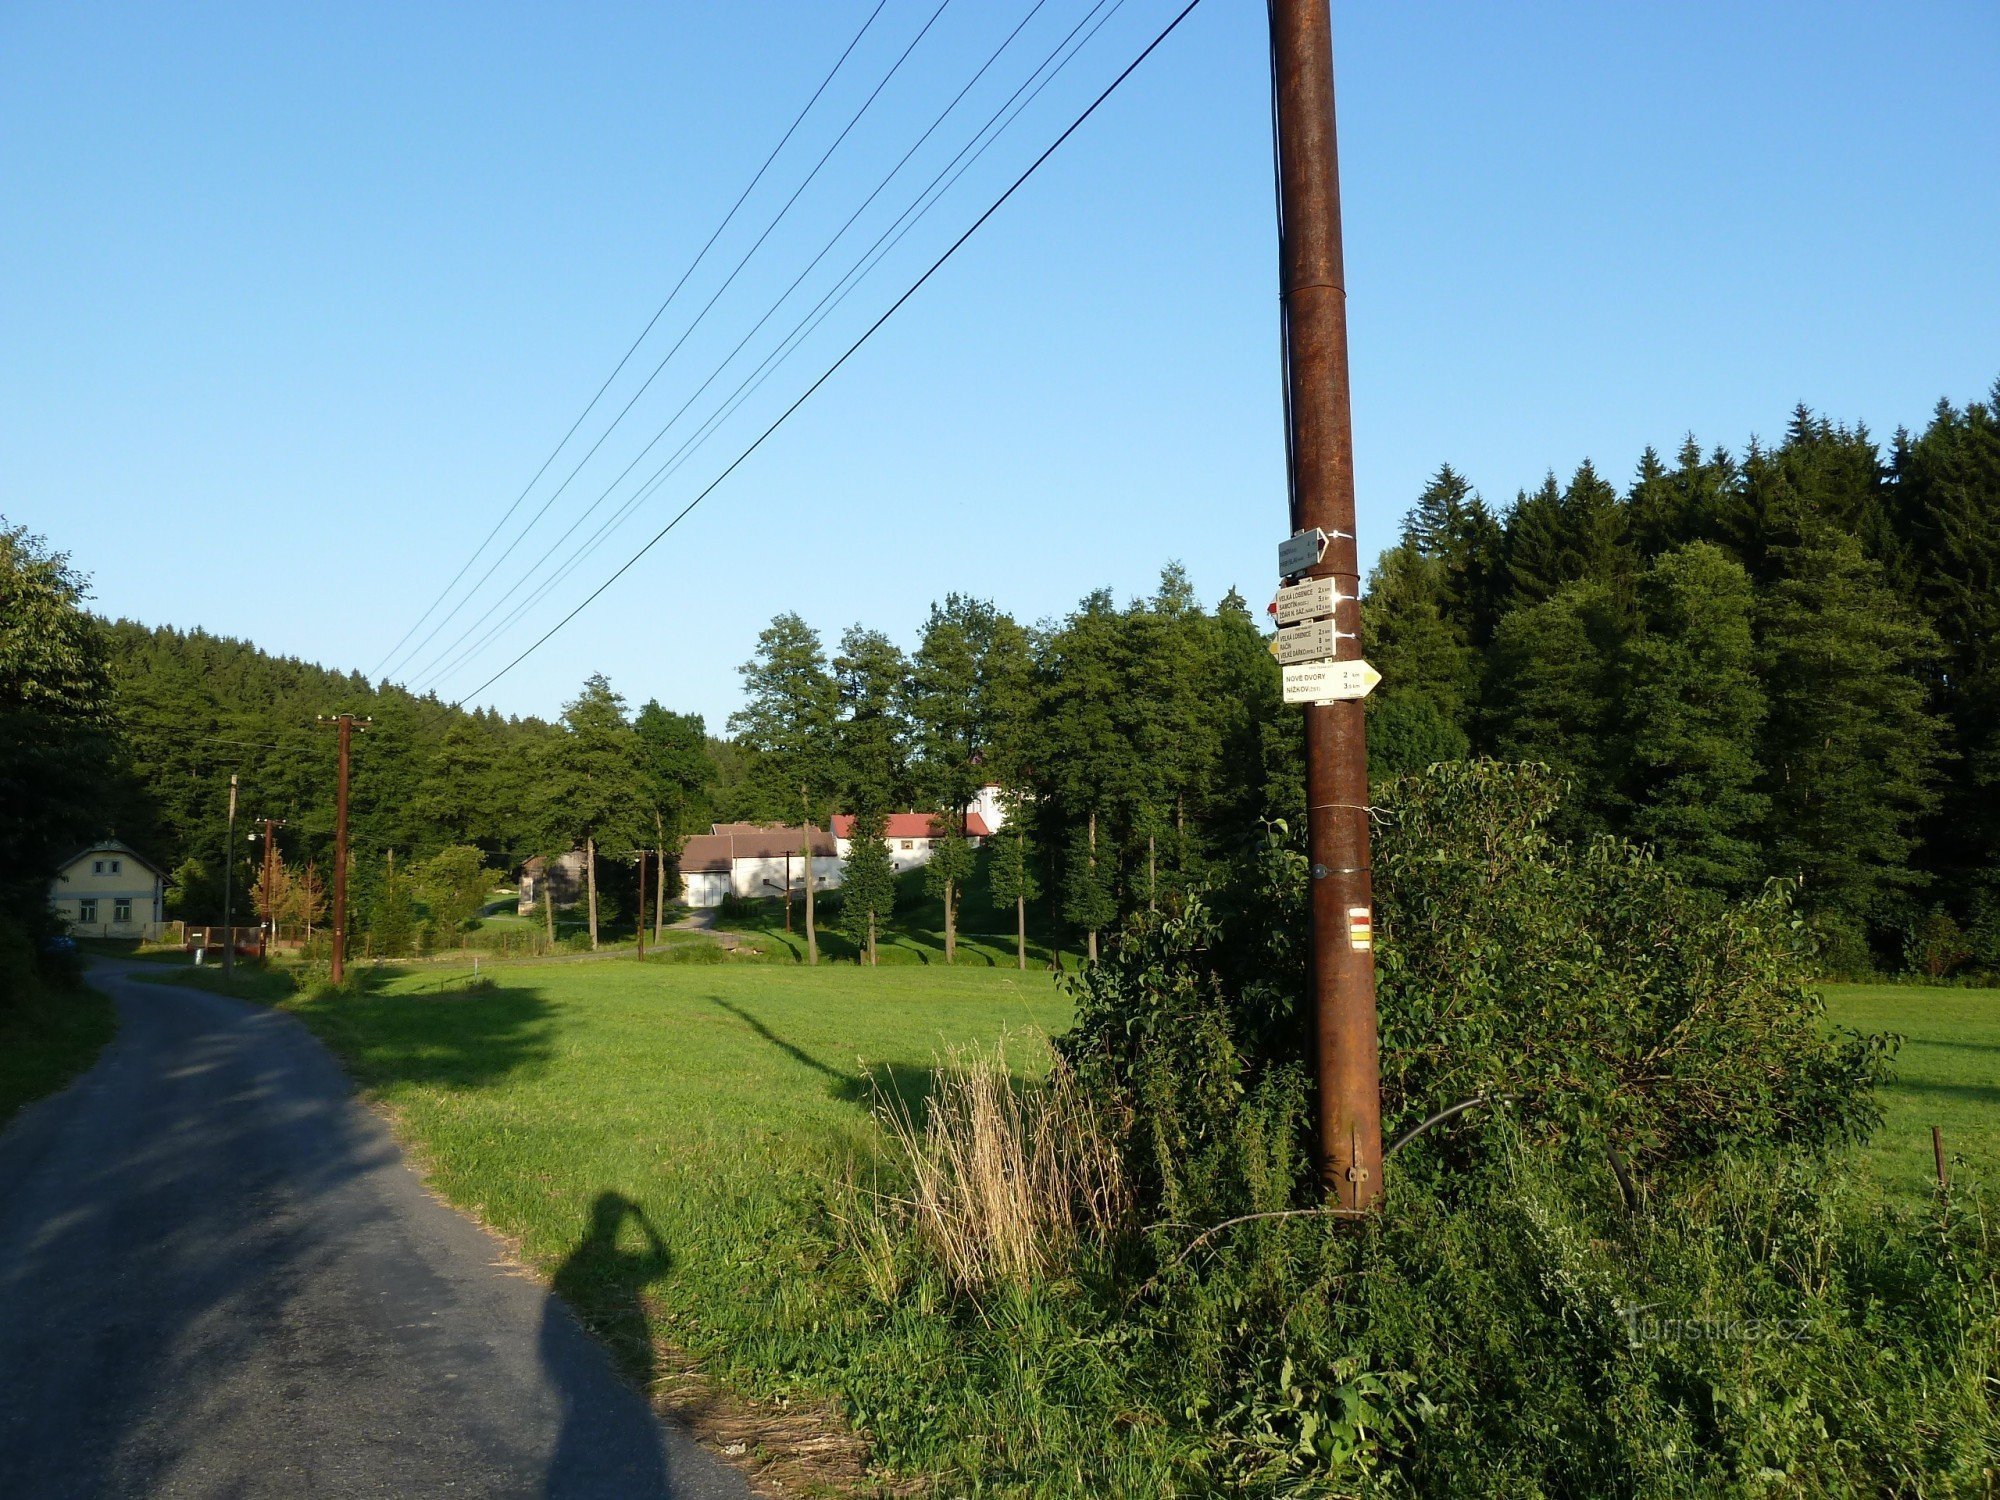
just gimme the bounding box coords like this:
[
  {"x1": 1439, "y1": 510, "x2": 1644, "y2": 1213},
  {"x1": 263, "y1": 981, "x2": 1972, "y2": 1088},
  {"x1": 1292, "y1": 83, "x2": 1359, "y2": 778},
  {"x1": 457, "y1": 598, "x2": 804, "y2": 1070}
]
[
  {"x1": 221, "y1": 773, "x2": 239, "y2": 980},
  {"x1": 256, "y1": 817, "x2": 287, "y2": 949},
  {"x1": 654, "y1": 810, "x2": 666, "y2": 944},
  {"x1": 317, "y1": 714, "x2": 369, "y2": 985},
  {"x1": 1271, "y1": 0, "x2": 1384, "y2": 1209}
]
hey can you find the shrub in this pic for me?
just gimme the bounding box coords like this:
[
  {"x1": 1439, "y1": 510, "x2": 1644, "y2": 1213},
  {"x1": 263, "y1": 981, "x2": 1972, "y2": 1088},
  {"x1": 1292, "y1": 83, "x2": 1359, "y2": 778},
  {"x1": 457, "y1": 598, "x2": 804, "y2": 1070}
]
[
  {"x1": 855, "y1": 760, "x2": 1986, "y2": 1495},
  {"x1": 1904, "y1": 903, "x2": 1973, "y2": 980},
  {"x1": 1063, "y1": 761, "x2": 1890, "y2": 1219},
  {"x1": 716, "y1": 891, "x2": 761, "y2": 924}
]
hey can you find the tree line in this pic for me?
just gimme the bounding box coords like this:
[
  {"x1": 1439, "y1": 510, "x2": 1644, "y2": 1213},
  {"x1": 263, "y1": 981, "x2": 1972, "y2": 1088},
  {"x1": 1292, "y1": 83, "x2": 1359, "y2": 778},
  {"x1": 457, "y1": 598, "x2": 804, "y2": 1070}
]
[
  {"x1": 7, "y1": 377, "x2": 1994, "y2": 976},
  {"x1": 1365, "y1": 383, "x2": 2000, "y2": 972}
]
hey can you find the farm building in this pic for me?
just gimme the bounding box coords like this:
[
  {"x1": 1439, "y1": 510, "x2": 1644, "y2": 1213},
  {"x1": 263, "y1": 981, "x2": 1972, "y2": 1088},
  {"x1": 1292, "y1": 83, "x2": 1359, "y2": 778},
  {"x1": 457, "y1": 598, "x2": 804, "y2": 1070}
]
[
  {"x1": 830, "y1": 810, "x2": 993, "y2": 874},
  {"x1": 516, "y1": 850, "x2": 587, "y2": 915},
  {"x1": 676, "y1": 824, "x2": 841, "y2": 909},
  {"x1": 50, "y1": 840, "x2": 166, "y2": 938}
]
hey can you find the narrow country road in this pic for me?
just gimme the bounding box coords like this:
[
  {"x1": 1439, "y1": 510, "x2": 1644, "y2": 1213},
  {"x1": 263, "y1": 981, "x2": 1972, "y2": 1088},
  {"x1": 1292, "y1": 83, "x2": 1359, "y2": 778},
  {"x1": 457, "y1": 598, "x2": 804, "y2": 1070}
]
[{"x1": 0, "y1": 959, "x2": 752, "y2": 1499}]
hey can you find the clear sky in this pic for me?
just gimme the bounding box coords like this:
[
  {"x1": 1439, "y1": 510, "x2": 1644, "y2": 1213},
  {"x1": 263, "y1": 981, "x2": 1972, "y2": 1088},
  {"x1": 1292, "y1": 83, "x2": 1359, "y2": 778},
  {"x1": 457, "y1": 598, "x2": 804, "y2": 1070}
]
[{"x1": 5, "y1": 1, "x2": 1997, "y2": 729}]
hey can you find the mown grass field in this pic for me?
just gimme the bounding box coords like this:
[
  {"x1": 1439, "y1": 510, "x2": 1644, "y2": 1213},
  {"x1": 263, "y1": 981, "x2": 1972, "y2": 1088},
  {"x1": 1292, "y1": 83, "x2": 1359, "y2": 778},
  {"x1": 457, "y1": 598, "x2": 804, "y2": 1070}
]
[
  {"x1": 1822, "y1": 982, "x2": 2000, "y2": 1199},
  {"x1": 132, "y1": 951, "x2": 1999, "y2": 1492}
]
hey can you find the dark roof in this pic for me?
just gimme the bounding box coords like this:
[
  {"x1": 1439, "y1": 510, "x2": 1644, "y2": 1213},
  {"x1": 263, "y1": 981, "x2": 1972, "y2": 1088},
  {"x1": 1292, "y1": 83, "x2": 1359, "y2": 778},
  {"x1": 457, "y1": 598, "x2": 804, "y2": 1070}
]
[
  {"x1": 54, "y1": 839, "x2": 165, "y2": 879},
  {"x1": 679, "y1": 825, "x2": 836, "y2": 873}
]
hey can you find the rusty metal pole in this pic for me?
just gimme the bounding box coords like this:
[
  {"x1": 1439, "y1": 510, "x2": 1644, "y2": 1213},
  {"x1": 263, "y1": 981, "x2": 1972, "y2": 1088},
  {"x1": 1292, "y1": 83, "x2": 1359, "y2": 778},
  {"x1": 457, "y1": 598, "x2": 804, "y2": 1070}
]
[{"x1": 1271, "y1": 0, "x2": 1383, "y2": 1209}]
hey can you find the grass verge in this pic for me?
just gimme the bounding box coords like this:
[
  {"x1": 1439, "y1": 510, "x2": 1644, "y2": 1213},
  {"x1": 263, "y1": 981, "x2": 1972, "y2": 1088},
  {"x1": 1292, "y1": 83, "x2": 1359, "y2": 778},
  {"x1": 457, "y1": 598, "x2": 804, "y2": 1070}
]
[{"x1": 0, "y1": 977, "x2": 116, "y2": 1127}]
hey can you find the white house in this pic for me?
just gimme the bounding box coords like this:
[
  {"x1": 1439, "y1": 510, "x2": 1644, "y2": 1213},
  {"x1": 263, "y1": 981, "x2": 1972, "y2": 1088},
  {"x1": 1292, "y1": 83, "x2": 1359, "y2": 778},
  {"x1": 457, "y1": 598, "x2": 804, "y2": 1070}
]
[
  {"x1": 830, "y1": 811, "x2": 994, "y2": 875},
  {"x1": 966, "y1": 783, "x2": 1009, "y2": 835},
  {"x1": 676, "y1": 824, "x2": 842, "y2": 909},
  {"x1": 51, "y1": 840, "x2": 166, "y2": 939}
]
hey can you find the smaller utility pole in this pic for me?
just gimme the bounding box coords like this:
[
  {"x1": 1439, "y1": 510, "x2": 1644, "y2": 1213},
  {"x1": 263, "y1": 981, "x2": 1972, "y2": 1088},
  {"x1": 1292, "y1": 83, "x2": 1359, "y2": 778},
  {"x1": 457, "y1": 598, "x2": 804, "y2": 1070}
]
[
  {"x1": 653, "y1": 810, "x2": 666, "y2": 944},
  {"x1": 317, "y1": 714, "x2": 370, "y2": 985},
  {"x1": 221, "y1": 773, "x2": 239, "y2": 979},
  {"x1": 635, "y1": 848, "x2": 647, "y2": 961}
]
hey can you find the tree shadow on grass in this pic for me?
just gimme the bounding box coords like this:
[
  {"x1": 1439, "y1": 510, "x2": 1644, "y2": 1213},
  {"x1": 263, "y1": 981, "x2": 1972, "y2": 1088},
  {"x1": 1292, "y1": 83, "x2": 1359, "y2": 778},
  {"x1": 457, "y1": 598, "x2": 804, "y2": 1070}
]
[
  {"x1": 706, "y1": 998, "x2": 940, "y2": 1122},
  {"x1": 293, "y1": 974, "x2": 559, "y2": 1092}
]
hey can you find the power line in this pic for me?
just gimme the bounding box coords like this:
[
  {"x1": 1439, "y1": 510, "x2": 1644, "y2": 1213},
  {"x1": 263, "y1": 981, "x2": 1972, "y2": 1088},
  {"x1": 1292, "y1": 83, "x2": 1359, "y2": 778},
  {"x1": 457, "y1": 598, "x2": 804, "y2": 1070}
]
[
  {"x1": 410, "y1": 0, "x2": 1109, "y2": 694},
  {"x1": 370, "y1": 0, "x2": 890, "y2": 681},
  {"x1": 383, "y1": 0, "x2": 951, "y2": 684},
  {"x1": 406, "y1": 0, "x2": 1065, "y2": 691},
  {"x1": 419, "y1": 0, "x2": 1131, "y2": 695},
  {"x1": 454, "y1": 0, "x2": 1208, "y2": 705}
]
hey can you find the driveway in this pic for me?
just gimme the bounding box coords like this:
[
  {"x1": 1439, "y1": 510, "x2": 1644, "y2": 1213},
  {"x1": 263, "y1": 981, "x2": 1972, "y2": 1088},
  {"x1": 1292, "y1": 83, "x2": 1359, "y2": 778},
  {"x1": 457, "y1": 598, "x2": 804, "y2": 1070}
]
[{"x1": 0, "y1": 959, "x2": 751, "y2": 1498}]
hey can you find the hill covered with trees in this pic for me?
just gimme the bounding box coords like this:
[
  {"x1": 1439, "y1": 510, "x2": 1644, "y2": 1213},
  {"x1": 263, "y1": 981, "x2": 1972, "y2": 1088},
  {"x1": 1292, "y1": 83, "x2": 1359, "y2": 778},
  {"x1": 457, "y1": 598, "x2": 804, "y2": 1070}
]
[{"x1": 12, "y1": 378, "x2": 1996, "y2": 976}]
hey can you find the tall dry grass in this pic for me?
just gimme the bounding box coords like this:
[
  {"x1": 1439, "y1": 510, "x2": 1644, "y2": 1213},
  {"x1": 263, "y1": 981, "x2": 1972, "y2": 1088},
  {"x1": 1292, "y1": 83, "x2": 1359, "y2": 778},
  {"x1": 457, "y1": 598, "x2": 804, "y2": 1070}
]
[{"x1": 871, "y1": 1038, "x2": 1127, "y2": 1293}]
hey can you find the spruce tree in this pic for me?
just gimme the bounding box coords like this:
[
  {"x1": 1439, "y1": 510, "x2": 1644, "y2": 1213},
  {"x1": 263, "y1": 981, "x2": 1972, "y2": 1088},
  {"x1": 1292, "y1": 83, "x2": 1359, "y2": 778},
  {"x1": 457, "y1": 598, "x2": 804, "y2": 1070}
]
[
  {"x1": 836, "y1": 808, "x2": 895, "y2": 965},
  {"x1": 1757, "y1": 531, "x2": 1944, "y2": 931},
  {"x1": 1622, "y1": 543, "x2": 1768, "y2": 891},
  {"x1": 1483, "y1": 580, "x2": 1627, "y2": 840},
  {"x1": 1892, "y1": 387, "x2": 2000, "y2": 903},
  {"x1": 1503, "y1": 462, "x2": 1632, "y2": 606},
  {"x1": 1364, "y1": 543, "x2": 1480, "y2": 735}
]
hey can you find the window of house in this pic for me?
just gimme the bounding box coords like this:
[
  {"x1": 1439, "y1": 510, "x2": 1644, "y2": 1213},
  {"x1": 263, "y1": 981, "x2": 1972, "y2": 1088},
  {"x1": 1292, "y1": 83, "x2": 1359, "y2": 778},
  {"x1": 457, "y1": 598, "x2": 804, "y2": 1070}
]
[
  {"x1": 115, "y1": 899, "x2": 132, "y2": 924},
  {"x1": 93, "y1": 860, "x2": 104, "y2": 874},
  {"x1": 80, "y1": 899, "x2": 98, "y2": 924},
  {"x1": 110, "y1": 860, "x2": 122, "y2": 874},
  {"x1": 900, "y1": 840, "x2": 914, "y2": 850}
]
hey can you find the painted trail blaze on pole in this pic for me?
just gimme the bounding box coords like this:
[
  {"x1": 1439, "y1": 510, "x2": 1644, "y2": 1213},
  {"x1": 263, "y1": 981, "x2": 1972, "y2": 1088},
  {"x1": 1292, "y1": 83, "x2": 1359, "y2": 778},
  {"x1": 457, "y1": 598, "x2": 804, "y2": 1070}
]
[{"x1": 1271, "y1": 0, "x2": 1385, "y2": 1209}]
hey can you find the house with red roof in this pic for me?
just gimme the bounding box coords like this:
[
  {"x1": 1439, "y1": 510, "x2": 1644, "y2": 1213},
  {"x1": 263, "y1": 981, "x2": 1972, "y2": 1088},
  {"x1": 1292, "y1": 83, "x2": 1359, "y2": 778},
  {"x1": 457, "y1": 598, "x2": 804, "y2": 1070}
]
[{"x1": 831, "y1": 810, "x2": 992, "y2": 876}]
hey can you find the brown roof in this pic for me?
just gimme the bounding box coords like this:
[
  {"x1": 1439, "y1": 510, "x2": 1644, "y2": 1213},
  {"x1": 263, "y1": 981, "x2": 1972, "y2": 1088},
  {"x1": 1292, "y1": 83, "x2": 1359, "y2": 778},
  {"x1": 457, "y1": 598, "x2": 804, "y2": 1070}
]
[{"x1": 679, "y1": 824, "x2": 837, "y2": 874}]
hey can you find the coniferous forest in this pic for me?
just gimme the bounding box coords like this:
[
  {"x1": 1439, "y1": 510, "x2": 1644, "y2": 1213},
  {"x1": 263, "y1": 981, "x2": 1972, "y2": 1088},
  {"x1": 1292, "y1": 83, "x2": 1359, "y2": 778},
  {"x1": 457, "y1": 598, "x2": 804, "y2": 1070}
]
[
  {"x1": 14, "y1": 380, "x2": 1999, "y2": 977},
  {"x1": 1365, "y1": 385, "x2": 2000, "y2": 973}
]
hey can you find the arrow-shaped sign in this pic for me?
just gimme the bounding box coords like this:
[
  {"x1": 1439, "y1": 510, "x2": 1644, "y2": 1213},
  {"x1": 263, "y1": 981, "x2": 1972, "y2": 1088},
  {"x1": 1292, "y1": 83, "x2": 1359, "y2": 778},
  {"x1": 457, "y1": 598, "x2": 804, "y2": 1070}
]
[
  {"x1": 1277, "y1": 528, "x2": 1329, "y2": 577},
  {"x1": 1282, "y1": 659, "x2": 1382, "y2": 704},
  {"x1": 1272, "y1": 617, "x2": 1346, "y2": 665},
  {"x1": 1272, "y1": 575, "x2": 1345, "y2": 627}
]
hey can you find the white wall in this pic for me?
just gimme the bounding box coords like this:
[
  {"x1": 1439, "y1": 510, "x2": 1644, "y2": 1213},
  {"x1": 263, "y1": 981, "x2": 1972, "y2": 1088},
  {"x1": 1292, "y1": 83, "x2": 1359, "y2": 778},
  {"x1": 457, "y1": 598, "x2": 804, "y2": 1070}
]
[
  {"x1": 682, "y1": 871, "x2": 729, "y2": 909},
  {"x1": 968, "y1": 785, "x2": 1009, "y2": 833},
  {"x1": 727, "y1": 854, "x2": 843, "y2": 899}
]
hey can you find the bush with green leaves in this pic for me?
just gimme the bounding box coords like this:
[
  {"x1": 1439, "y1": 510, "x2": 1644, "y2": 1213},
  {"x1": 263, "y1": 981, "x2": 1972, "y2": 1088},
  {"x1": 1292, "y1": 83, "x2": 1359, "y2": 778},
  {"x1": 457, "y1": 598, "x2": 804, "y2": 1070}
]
[
  {"x1": 1063, "y1": 761, "x2": 1889, "y2": 1218},
  {"x1": 980, "y1": 761, "x2": 1996, "y2": 1493}
]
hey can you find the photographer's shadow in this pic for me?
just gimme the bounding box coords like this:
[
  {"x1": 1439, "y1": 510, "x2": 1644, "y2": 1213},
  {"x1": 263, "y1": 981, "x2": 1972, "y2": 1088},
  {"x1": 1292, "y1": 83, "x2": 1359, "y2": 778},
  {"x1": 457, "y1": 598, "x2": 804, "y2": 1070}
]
[{"x1": 540, "y1": 1191, "x2": 678, "y2": 1497}]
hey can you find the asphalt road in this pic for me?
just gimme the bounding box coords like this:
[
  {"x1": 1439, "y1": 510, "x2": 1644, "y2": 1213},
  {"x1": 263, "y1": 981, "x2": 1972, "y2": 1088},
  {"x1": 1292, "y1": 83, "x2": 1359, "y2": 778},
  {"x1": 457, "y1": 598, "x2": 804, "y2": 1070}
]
[{"x1": 0, "y1": 959, "x2": 752, "y2": 1499}]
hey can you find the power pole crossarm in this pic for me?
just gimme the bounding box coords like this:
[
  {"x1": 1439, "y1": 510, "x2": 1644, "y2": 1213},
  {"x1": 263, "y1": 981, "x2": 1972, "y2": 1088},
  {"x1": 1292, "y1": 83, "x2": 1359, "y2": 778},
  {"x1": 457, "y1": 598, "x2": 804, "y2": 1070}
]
[{"x1": 1272, "y1": 0, "x2": 1384, "y2": 1210}]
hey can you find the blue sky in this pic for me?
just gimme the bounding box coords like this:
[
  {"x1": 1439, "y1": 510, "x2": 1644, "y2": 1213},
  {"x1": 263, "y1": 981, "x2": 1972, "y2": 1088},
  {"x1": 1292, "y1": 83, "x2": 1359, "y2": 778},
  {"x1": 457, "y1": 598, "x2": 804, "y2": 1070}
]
[{"x1": 5, "y1": 1, "x2": 1996, "y2": 729}]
